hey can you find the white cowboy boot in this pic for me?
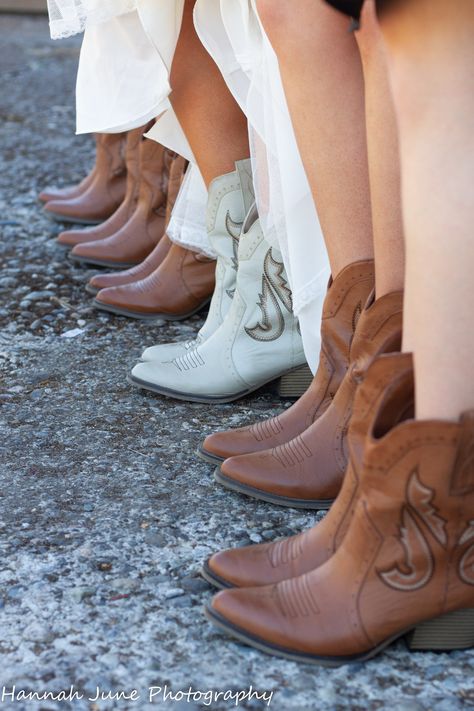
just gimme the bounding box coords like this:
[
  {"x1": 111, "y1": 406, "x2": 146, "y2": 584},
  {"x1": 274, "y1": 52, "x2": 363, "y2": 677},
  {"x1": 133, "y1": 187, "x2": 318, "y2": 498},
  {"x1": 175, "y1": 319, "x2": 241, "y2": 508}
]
[
  {"x1": 129, "y1": 207, "x2": 311, "y2": 403},
  {"x1": 140, "y1": 159, "x2": 254, "y2": 363}
]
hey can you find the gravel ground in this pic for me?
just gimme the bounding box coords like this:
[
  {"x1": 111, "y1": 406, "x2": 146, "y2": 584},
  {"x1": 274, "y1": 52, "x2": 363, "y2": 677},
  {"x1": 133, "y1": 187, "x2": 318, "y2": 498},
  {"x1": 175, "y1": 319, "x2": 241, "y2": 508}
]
[{"x1": 0, "y1": 13, "x2": 473, "y2": 711}]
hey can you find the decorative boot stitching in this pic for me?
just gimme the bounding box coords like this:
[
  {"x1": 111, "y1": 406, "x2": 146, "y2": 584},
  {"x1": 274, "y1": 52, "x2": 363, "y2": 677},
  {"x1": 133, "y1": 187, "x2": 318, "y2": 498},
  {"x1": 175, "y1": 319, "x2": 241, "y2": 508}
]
[
  {"x1": 277, "y1": 574, "x2": 320, "y2": 619},
  {"x1": 249, "y1": 416, "x2": 283, "y2": 443},
  {"x1": 268, "y1": 533, "x2": 304, "y2": 569},
  {"x1": 272, "y1": 436, "x2": 312, "y2": 468},
  {"x1": 378, "y1": 469, "x2": 447, "y2": 592},
  {"x1": 172, "y1": 349, "x2": 206, "y2": 372},
  {"x1": 245, "y1": 249, "x2": 293, "y2": 343}
]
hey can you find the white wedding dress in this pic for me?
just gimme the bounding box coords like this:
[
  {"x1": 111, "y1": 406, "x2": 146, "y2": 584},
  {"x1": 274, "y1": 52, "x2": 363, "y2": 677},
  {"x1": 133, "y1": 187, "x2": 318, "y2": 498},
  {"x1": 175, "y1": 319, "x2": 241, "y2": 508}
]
[{"x1": 47, "y1": 0, "x2": 329, "y2": 370}]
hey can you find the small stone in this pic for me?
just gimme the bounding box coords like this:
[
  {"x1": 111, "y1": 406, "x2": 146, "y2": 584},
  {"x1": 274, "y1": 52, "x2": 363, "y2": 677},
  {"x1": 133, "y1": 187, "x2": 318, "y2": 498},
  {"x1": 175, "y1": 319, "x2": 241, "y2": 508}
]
[
  {"x1": 145, "y1": 531, "x2": 168, "y2": 547},
  {"x1": 163, "y1": 588, "x2": 185, "y2": 600},
  {"x1": 110, "y1": 578, "x2": 139, "y2": 593},
  {"x1": 97, "y1": 561, "x2": 113, "y2": 572},
  {"x1": 70, "y1": 586, "x2": 95, "y2": 602},
  {"x1": 180, "y1": 576, "x2": 209, "y2": 594},
  {"x1": 27, "y1": 290, "x2": 55, "y2": 301},
  {"x1": 7, "y1": 585, "x2": 24, "y2": 600}
]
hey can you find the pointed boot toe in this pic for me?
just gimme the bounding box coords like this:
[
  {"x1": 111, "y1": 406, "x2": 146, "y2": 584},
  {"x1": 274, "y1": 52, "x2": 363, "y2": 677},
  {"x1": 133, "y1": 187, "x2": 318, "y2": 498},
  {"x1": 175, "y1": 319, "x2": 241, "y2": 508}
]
[
  {"x1": 203, "y1": 548, "x2": 261, "y2": 590},
  {"x1": 207, "y1": 584, "x2": 305, "y2": 660},
  {"x1": 94, "y1": 282, "x2": 169, "y2": 321},
  {"x1": 198, "y1": 430, "x2": 245, "y2": 464},
  {"x1": 86, "y1": 236, "x2": 172, "y2": 292},
  {"x1": 217, "y1": 448, "x2": 336, "y2": 510},
  {"x1": 44, "y1": 199, "x2": 103, "y2": 226},
  {"x1": 70, "y1": 238, "x2": 140, "y2": 269}
]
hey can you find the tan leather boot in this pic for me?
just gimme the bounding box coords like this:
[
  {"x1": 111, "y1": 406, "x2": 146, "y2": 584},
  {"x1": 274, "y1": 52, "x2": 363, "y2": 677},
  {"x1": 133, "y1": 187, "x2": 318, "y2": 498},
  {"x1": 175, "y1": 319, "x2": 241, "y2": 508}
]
[
  {"x1": 203, "y1": 352, "x2": 413, "y2": 590},
  {"x1": 39, "y1": 134, "x2": 99, "y2": 202},
  {"x1": 215, "y1": 290, "x2": 403, "y2": 508},
  {"x1": 43, "y1": 133, "x2": 127, "y2": 225},
  {"x1": 85, "y1": 154, "x2": 187, "y2": 294},
  {"x1": 93, "y1": 242, "x2": 215, "y2": 320},
  {"x1": 56, "y1": 125, "x2": 146, "y2": 247},
  {"x1": 207, "y1": 358, "x2": 474, "y2": 664},
  {"x1": 199, "y1": 260, "x2": 375, "y2": 464},
  {"x1": 69, "y1": 139, "x2": 169, "y2": 268}
]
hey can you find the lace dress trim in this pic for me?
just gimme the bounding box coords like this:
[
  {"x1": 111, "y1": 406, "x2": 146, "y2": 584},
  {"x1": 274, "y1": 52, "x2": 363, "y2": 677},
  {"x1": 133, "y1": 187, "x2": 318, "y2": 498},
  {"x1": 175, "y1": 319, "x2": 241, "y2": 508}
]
[{"x1": 47, "y1": 0, "x2": 138, "y2": 39}]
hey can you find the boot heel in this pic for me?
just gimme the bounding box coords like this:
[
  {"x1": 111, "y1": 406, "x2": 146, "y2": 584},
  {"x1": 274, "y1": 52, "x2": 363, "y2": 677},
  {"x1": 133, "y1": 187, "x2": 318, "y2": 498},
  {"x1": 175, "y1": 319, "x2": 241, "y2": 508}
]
[
  {"x1": 277, "y1": 364, "x2": 313, "y2": 398},
  {"x1": 405, "y1": 608, "x2": 474, "y2": 651}
]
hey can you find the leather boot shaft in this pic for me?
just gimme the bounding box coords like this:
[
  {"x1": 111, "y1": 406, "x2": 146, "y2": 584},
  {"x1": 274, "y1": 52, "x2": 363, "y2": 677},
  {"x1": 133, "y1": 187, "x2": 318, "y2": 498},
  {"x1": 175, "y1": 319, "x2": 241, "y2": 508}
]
[
  {"x1": 43, "y1": 131, "x2": 127, "y2": 224},
  {"x1": 129, "y1": 213, "x2": 307, "y2": 403},
  {"x1": 138, "y1": 160, "x2": 255, "y2": 364},
  {"x1": 88, "y1": 151, "x2": 187, "y2": 290},
  {"x1": 216, "y1": 289, "x2": 403, "y2": 507},
  {"x1": 57, "y1": 125, "x2": 146, "y2": 247},
  {"x1": 70, "y1": 137, "x2": 171, "y2": 268},
  {"x1": 200, "y1": 259, "x2": 375, "y2": 462}
]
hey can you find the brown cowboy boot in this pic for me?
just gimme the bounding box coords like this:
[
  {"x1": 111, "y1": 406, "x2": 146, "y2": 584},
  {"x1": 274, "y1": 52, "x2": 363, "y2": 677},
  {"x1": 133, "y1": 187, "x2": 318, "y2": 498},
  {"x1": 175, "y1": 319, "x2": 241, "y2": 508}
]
[
  {"x1": 43, "y1": 132, "x2": 127, "y2": 225},
  {"x1": 198, "y1": 260, "x2": 375, "y2": 465},
  {"x1": 69, "y1": 139, "x2": 169, "y2": 268},
  {"x1": 85, "y1": 154, "x2": 187, "y2": 294},
  {"x1": 215, "y1": 289, "x2": 403, "y2": 508},
  {"x1": 92, "y1": 242, "x2": 215, "y2": 320},
  {"x1": 56, "y1": 125, "x2": 148, "y2": 247},
  {"x1": 39, "y1": 133, "x2": 99, "y2": 203},
  {"x1": 203, "y1": 352, "x2": 413, "y2": 590},
  {"x1": 207, "y1": 358, "x2": 474, "y2": 665}
]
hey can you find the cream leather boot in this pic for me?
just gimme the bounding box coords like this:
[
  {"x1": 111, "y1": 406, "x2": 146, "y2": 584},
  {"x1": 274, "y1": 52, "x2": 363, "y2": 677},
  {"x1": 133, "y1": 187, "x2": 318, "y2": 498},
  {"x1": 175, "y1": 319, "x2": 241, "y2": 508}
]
[
  {"x1": 140, "y1": 159, "x2": 254, "y2": 363},
  {"x1": 129, "y1": 207, "x2": 310, "y2": 403}
]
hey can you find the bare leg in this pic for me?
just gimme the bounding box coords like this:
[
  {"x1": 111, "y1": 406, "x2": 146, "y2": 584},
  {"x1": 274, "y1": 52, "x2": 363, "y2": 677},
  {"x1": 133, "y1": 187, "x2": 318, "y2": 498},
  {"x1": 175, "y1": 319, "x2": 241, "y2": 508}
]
[
  {"x1": 381, "y1": 0, "x2": 474, "y2": 420},
  {"x1": 257, "y1": 0, "x2": 373, "y2": 276},
  {"x1": 356, "y1": 1, "x2": 404, "y2": 296},
  {"x1": 170, "y1": 0, "x2": 250, "y2": 186}
]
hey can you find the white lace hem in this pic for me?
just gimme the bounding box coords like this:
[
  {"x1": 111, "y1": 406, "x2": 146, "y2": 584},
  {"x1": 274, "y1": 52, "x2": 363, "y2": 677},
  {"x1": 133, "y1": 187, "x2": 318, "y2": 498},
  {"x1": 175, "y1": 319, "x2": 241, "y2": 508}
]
[
  {"x1": 168, "y1": 216, "x2": 216, "y2": 258},
  {"x1": 48, "y1": 0, "x2": 138, "y2": 39}
]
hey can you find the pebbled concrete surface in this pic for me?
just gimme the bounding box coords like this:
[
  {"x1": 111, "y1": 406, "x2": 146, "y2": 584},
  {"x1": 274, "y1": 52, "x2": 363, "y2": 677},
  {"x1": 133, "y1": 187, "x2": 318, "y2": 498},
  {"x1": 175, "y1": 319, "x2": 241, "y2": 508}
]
[{"x1": 0, "y1": 13, "x2": 473, "y2": 711}]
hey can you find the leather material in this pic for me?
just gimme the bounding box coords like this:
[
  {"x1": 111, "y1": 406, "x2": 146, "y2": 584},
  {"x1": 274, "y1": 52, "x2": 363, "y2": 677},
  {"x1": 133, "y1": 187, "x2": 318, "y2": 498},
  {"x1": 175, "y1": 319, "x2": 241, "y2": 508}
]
[
  {"x1": 218, "y1": 290, "x2": 403, "y2": 503},
  {"x1": 39, "y1": 134, "x2": 99, "y2": 202},
  {"x1": 94, "y1": 241, "x2": 216, "y2": 318},
  {"x1": 206, "y1": 353, "x2": 412, "y2": 588},
  {"x1": 210, "y1": 355, "x2": 474, "y2": 661},
  {"x1": 87, "y1": 152, "x2": 186, "y2": 291},
  {"x1": 39, "y1": 172, "x2": 94, "y2": 203},
  {"x1": 139, "y1": 160, "x2": 254, "y2": 362},
  {"x1": 57, "y1": 125, "x2": 146, "y2": 247},
  {"x1": 130, "y1": 214, "x2": 306, "y2": 400},
  {"x1": 202, "y1": 260, "x2": 375, "y2": 460},
  {"x1": 70, "y1": 139, "x2": 170, "y2": 267},
  {"x1": 43, "y1": 132, "x2": 127, "y2": 223}
]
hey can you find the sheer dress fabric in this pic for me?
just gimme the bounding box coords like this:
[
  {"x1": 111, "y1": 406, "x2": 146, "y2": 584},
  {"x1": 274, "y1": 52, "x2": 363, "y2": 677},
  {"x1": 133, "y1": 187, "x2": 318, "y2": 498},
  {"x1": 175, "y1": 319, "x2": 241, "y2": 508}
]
[
  {"x1": 194, "y1": 0, "x2": 329, "y2": 369},
  {"x1": 47, "y1": 0, "x2": 330, "y2": 370}
]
